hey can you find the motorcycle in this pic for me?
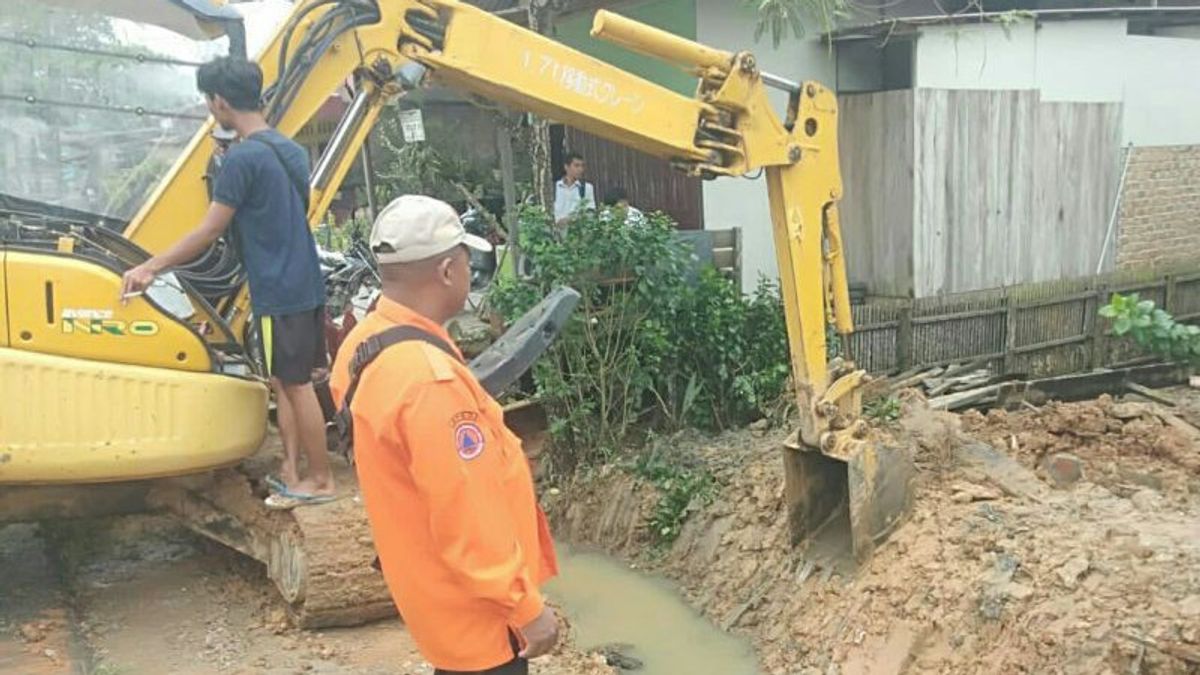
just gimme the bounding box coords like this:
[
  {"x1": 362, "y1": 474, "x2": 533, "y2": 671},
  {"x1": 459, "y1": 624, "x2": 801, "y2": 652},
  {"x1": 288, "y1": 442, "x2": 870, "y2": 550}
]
[{"x1": 312, "y1": 211, "x2": 499, "y2": 425}]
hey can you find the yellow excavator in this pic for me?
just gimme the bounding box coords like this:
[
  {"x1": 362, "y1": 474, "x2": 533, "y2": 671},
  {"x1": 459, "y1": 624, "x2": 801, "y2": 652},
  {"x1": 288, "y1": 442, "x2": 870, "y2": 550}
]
[{"x1": 1, "y1": 0, "x2": 912, "y2": 627}]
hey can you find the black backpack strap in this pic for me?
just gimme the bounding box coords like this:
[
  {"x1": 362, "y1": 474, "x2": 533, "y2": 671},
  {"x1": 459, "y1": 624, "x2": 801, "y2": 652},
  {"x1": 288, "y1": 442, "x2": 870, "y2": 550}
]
[
  {"x1": 341, "y1": 325, "x2": 462, "y2": 413},
  {"x1": 245, "y1": 135, "x2": 310, "y2": 213},
  {"x1": 335, "y1": 324, "x2": 461, "y2": 575}
]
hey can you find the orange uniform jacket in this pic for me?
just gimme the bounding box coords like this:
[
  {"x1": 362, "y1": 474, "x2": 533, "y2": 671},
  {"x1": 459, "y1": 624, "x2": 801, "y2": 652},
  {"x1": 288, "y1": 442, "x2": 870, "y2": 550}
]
[{"x1": 330, "y1": 297, "x2": 558, "y2": 671}]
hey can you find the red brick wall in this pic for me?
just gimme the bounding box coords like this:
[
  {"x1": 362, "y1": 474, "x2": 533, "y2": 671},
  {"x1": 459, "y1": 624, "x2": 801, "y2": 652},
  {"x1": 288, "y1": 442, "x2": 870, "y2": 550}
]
[{"x1": 1116, "y1": 145, "x2": 1200, "y2": 269}]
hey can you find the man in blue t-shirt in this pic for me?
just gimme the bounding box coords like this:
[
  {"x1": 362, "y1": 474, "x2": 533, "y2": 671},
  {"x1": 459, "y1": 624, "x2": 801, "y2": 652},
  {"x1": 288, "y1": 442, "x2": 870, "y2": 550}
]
[{"x1": 121, "y1": 57, "x2": 334, "y2": 509}]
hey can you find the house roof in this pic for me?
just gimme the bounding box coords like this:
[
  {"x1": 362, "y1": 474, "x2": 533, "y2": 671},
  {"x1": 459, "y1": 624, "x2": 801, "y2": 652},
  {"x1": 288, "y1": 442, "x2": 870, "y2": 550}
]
[{"x1": 825, "y1": 6, "x2": 1200, "y2": 42}]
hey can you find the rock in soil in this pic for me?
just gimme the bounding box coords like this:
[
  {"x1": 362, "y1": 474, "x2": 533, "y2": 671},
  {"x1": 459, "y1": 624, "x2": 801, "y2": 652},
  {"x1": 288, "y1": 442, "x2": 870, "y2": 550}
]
[
  {"x1": 594, "y1": 643, "x2": 644, "y2": 670},
  {"x1": 1040, "y1": 452, "x2": 1084, "y2": 487}
]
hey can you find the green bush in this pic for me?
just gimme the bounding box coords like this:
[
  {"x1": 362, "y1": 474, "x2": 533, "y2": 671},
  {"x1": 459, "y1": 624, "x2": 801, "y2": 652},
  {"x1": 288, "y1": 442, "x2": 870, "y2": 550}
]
[{"x1": 489, "y1": 206, "x2": 791, "y2": 471}]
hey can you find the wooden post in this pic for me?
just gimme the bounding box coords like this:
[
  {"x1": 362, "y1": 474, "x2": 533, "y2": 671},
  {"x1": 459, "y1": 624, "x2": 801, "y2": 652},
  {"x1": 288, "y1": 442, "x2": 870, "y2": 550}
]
[
  {"x1": 895, "y1": 302, "x2": 913, "y2": 373},
  {"x1": 1091, "y1": 285, "x2": 1109, "y2": 369},
  {"x1": 1165, "y1": 274, "x2": 1177, "y2": 314},
  {"x1": 496, "y1": 124, "x2": 518, "y2": 254},
  {"x1": 734, "y1": 226, "x2": 743, "y2": 294},
  {"x1": 525, "y1": 0, "x2": 556, "y2": 212},
  {"x1": 1003, "y1": 297, "x2": 1018, "y2": 375}
]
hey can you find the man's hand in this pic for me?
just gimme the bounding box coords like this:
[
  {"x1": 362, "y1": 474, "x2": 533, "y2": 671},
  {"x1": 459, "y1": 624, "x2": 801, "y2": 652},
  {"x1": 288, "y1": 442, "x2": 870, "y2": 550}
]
[
  {"x1": 517, "y1": 605, "x2": 559, "y2": 659},
  {"x1": 120, "y1": 263, "x2": 158, "y2": 303},
  {"x1": 117, "y1": 202, "x2": 235, "y2": 305}
]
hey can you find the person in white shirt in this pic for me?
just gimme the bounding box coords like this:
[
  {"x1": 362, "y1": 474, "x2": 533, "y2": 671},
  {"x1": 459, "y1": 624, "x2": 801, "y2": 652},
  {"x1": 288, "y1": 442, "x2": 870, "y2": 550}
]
[
  {"x1": 553, "y1": 152, "x2": 595, "y2": 225},
  {"x1": 603, "y1": 186, "x2": 646, "y2": 227}
]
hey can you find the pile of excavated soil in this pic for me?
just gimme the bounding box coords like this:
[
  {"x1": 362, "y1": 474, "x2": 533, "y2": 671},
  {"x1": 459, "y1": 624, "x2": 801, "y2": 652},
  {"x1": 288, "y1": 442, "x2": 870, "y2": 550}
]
[
  {"x1": 546, "y1": 394, "x2": 1200, "y2": 674},
  {"x1": 960, "y1": 393, "x2": 1200, "y2": 500}
]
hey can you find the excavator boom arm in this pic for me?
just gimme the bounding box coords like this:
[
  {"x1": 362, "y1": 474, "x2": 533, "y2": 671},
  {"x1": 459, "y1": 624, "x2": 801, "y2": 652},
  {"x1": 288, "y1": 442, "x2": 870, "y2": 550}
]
[{"x1": 120, "y1": 0, "x2": 846, "y2": 410}]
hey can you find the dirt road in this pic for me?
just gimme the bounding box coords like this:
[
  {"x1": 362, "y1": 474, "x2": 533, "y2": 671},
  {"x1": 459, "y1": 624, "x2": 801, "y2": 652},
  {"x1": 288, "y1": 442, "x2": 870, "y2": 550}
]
[{"x1": 0, "y1": 516, "x2": 611, "y2": 675}]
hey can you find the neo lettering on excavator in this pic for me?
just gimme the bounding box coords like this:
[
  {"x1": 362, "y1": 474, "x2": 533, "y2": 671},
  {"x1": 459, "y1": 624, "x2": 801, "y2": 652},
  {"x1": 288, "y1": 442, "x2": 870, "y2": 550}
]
[{"x1": 0, "y1": 0, "x2": 912, "y2": 626}]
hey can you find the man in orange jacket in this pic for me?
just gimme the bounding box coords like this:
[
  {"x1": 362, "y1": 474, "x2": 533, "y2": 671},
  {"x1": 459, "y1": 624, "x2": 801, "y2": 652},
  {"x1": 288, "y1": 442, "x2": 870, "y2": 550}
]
[{"x1": 330, "y1": 195, "x2": 559, "y2": 674}]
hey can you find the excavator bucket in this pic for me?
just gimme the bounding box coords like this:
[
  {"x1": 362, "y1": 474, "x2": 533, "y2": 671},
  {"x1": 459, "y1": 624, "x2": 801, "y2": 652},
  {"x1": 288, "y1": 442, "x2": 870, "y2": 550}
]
[{"x1": 783, "y1": 435, "x2": 915, "y2": 565}]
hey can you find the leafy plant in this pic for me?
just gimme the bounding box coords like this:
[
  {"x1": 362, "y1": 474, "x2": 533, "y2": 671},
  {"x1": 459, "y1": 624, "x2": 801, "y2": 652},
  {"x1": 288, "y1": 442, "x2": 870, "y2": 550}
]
[
  {"x1": 864, "y1": 396, "x2": 901, "y2": 422},
  {"x1": 628, "y1": 446, "x2": 715, "y2": 546},
  {"x1": 1099, "y1": 293, "x2": 1200, "y2": 365},
  {"x1": 488, "y1": 207, "x2": 792, "y2": 473},
  {"x1": 489, "y1": 206, "x2": 691, "y2": 467},
  {"x1": 315, "y1": 213, "x2": 370, "y2": 252}
]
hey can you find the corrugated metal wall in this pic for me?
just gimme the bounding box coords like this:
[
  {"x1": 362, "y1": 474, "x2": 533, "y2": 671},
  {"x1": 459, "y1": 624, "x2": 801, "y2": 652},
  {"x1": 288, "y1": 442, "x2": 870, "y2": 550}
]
[{"x1": 564, "y1": 126, "x2": 704, "y2": 230}]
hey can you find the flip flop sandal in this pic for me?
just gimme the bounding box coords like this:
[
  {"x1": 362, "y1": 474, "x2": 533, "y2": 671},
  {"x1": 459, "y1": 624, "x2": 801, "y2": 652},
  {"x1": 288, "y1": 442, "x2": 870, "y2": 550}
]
[
  {"x1": 264, "y1": 489, "x2": 337, "y2": 511},
  {"x1": 264, "y1": 475, "x2": 287, "y2": 493}
]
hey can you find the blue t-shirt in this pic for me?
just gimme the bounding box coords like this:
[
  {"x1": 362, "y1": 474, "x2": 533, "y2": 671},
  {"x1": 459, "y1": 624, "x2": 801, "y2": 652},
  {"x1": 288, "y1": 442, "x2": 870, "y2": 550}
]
[{"x1": 212, "y1": 129, "x2": 325, "y2": 316}]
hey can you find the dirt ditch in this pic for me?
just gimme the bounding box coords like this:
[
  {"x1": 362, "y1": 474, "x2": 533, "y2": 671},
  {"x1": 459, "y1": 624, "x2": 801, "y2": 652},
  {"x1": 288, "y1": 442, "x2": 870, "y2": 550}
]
[
  {"x1": 546, "y1": 390, "x2": 1200, "y2": 674},
  {"x1": 0, "y1": 515, "x2": 614, "y2": 675},
  {"x1": 5, "y1": 389, "x2": 1199, "y2": 674}
]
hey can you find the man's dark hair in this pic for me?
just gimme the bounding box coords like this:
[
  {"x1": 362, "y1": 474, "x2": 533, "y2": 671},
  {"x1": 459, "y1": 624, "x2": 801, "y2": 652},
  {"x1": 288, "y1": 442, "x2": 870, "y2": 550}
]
[
  {"x1": 563, "y1": 151, "x2": 584, "y2": 167},
  {"x1": 197, "y1": 57, "x2": 263, "y2": 112},
  {"x1": 603, "y1": 186, "x2": 629, "y2": 206}
]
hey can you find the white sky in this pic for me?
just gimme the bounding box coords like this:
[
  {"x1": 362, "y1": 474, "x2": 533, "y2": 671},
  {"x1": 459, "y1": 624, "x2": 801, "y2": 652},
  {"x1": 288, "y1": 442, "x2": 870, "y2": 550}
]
[{"x1": 110, "y1": 0, "x2": 294, "y2": 61}]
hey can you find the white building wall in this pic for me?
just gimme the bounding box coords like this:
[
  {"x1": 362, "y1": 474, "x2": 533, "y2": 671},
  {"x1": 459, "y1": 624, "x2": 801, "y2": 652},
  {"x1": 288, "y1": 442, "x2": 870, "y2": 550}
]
[
  {"x1": 913, "y1": 21, "x2": 1038, "y2": 91},
  {"x1": 914, "y1": 18, "x2": 1200, "y2": 146},
  {"x1": 695, "y1": 0, "x2": 836, "y2": 289}
]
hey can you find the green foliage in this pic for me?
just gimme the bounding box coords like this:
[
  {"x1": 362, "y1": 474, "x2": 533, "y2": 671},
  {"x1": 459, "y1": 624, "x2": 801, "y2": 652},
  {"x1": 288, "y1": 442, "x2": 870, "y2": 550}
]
[
  {"x1": 1099, "y1": 293, "x2": 1200, "y2": 365},
  {"x1": 315, "y1": 214, "x2": 370, "y2": 252},
  {"x1": 863, "y1": 396, "x2": 901, "y2": 422},
  {"x1": 628, "y1": 445, "x2": 715, "y2": 546},
  {"x1": 749, "y1": 0, "x2": 850, "y2": 47},
  {"x1": 488, "y1": 207, "x2": 791, "y2": 472},
  {"x1": 372, "y1": 103, "x2": 532, "y2": 210},
  {"x1": 667, "y1": 271, "x2": 793, "y2": 429}
]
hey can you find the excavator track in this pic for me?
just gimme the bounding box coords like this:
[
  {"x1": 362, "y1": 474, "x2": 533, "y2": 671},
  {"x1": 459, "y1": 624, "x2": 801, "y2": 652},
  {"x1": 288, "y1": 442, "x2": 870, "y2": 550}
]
[{"x1": 147, "y1": 442, "x2": 396, "y2": 629}]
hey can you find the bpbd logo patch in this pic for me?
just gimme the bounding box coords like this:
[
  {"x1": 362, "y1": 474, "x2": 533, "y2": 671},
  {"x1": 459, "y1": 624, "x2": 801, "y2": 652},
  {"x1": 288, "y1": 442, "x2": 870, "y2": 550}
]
[{"x1": 455, "y1": 422, "x2": 485, "y2": 461}]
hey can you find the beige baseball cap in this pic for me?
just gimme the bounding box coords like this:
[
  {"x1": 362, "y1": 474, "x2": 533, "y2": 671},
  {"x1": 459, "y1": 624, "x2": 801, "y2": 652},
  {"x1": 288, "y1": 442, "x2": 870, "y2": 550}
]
[{"x1": 369, "y1": 195, "x2": 492, "y2": 264}]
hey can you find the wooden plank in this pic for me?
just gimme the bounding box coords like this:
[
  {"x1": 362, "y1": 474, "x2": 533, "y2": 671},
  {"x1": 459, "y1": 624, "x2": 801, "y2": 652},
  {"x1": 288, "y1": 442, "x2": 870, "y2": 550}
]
[
  {"x1": 1025, "y1": 363, "x2": 1188, "y2": 402},
  {"x1": 712, "y1": 247, "x2": 736, "y2": 271},
  {"x1": 709, "y1": 228, "x2": 737, "y2": 248},
  {"x1": 911, "y1": 306, "x2": 1008, "y2": 325},
  {"x1": 839, "y1": 90, "x2": 915, "y2": 297},
  {"x1": 1016, "y1": 290, "x2": 1099, "y2": 310},
  {"x1": 1126, "y1": 382, "x2": 1177, "y2": 406},
  {"x1": 1012, "y1": 333, "x2": 1091, "y2": 355},
  {"x1": 929, "y1": 384, "x2": 1003, "y2": 411},
  {"x1": 852, "y1": 321, "x2": 901, "y2": 332}
]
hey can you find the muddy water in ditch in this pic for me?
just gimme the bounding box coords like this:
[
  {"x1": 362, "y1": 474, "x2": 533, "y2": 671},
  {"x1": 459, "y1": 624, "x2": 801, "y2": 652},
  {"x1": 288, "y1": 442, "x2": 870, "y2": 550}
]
[{"x1": 545, "y1": 545, "x2": 759, "y2": 675}]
